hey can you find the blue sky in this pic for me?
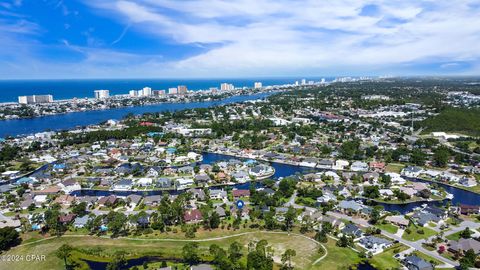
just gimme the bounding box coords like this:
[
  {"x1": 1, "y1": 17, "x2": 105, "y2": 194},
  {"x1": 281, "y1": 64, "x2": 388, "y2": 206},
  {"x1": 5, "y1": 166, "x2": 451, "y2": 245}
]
[{"x1": 0, "y1": 0, "x2": 479, "y2": 79}]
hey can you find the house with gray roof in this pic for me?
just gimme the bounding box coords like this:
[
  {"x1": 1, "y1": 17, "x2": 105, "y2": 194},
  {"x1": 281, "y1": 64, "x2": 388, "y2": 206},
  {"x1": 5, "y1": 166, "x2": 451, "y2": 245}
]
[
  {"x1": 73, "y1": 215, "x2": 90, "y2": 228},
  {"x1": 402, "y1": 255, "x2": 434, "y2": 270}
]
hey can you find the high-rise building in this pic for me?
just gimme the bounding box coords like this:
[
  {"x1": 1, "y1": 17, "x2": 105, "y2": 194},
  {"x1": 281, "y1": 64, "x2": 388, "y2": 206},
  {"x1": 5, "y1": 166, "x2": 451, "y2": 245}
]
[
  {"x1": 94, "y1": 90, "x2": 110, "y2": 99},
  {"x1": 209, "y1": 87, "x2": 218, "y2": 93},
  {"x1": 18, "y1": 95, "x2": 53, "y2": 104},
  {"x1": 220, "y1": 83, "x2": 234, "y2": 91},
  {"x1": 153, "y1": 90, "x2": 166, "y2": 97},
  {"x1": 254, "y1": 82, "x2": 262, "y2": 89},
  {"x1": 168, "y1": 87, "x2": 178, "y2": 95},
  {"x1": 141, "y1": 87, "x2": 152, "y2": 96},
  {"x1": 301, "y1": 79, "x2": 306, "y2": 85},
  {"x1": 177, "y1": 85, "x2": 188, "y2": 94},
  {"x1": 129, "y1": 90, "x2": 138, "y2": 97}
]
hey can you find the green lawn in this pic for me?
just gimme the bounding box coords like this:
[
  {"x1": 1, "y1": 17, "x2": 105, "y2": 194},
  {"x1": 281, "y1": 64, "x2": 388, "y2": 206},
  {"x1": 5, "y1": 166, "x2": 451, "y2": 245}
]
[
  {"x1": 369, "y1": 243, "x2": 409, "y2": 269},
  {"x1": 402, "y1": 224, "x2": 437, "y2": 242},
  {"x1": 308, "y1": 238, "x2": 362, "y2": 270},
  {"x1": 3, "y1": 232, "x2": 321, "y2": 270},
  {"x1": 376, "y1": 223, "x2": 399, "y2": 234},
  {"x1": 385, "y1": 163, "x2": 404, "y2": 173}
]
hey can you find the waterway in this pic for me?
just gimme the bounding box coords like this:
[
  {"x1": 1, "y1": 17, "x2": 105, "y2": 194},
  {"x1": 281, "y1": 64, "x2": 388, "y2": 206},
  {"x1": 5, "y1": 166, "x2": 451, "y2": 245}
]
[
  {"x1": 70, "y1": 152, "x2": 480, "y2": 214},
  {"x1": 0, "y1": 92, "x2": 272, "y2": 138}
]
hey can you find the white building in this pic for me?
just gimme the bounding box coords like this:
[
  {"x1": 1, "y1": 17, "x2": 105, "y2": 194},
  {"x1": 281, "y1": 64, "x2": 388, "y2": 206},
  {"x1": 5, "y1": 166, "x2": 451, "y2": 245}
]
[
  {"x1": 254, "y1": 82, "x2": 262, "y2": 89},
  {"x1": 18, "y1": 95, "x2": 53, "y2": 104},
  {"x1": 220, "y1": 83, "x2": 234, "y2": 91},
  {"x1": 94, "y1": 90, "x2": 110, "y2": 99},
  {"x1": 129, "y1": 90, "x2": 138, "y2": 97},
  {"x1": 168, "y1": 87, "x2": 178, "y2": 95}
]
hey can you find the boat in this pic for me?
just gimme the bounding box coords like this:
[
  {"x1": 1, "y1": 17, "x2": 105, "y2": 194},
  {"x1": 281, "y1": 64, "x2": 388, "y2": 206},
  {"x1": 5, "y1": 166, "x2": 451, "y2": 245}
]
[{"x1": 445, "y1": 193, "x2": 454, "y2": 200}]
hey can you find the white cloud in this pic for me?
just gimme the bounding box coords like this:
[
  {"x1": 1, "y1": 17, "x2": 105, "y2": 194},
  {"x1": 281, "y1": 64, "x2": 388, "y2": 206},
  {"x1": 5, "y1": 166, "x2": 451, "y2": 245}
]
[{"x1": 1, "y1": 0, "x2": 480, "y2": 78}]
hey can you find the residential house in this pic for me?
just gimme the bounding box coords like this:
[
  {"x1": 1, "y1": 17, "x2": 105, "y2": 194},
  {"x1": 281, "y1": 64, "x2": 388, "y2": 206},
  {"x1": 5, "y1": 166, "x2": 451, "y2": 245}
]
[
  {"x1": 232, "y1": 189, "x2": 250, "y2": 199},
  {"x1": 459, "y1": 204, "x2": 480, "y2": 215},
  {"x1": 73, "y1": 215, "x2": 90, "y2": 228},
  {"x1": 57, "y1": 179, "x2": 82, "y2": 193},
  {"x1": 358, "y1": 235, "x2": 393, "y2": 255},
  {"x1": 210, "y1": 189, "x2": 227, "y2": 200},
  {"x1": 402, "y1": 166, "x2": 423, "y2": 178},
  {"x1": 402, "y1": 255, "x2": 434, "y2": 270},
  {"x1": 448, "y1": 238, "x2": 480, "y2": 255},
  {"x1": 385, "y1": 215, "x2": 409, "y2": 228},
  {"x1": 350, "y1": 161, "x2": 369, "y2": 172},
  {"x1": 184, "y1": 209, "x2": 203, "y2": 223},
  {"x1": 114, "y1": 179, "x2": 133, "y2": 190},
  {"x1": 341, "y1": 223, "x2": 363, "y2": 238}
]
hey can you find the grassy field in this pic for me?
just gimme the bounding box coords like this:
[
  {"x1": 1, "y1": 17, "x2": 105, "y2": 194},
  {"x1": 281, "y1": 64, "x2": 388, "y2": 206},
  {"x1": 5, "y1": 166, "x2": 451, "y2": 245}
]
[
  {"x1": 308, "y1": 238, "x2": 362, "y2": 270},
  {"x1": 402, "y1": 224, "x2": 437, "y2": 242},
  {"x1": 376, "y1": 223, "x2": 399, "y2": 234},
  {"x1": 369, "y1": 243, "x2": 409, "y2": 269},
  {"x1": 2, "y1": 231, "x2": 383, "y2": 270},
  {"x1": 385, "y1": 163, "x2": 404, "y2": 173},
  {"x1": 2, "y1": 232, "x2": 323, "y2": 270}
]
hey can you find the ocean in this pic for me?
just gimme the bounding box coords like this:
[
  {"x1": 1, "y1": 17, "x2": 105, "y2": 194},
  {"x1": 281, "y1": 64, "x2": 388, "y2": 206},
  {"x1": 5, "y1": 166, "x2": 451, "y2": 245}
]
[{"x1": 0, "y1": 77, "x2": 331, "y2": 103}]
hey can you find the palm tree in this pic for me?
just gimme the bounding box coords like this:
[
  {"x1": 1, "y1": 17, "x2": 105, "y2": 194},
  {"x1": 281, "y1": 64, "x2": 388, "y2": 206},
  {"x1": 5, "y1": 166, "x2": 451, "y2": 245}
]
[{"x1": 55, "y1": 244, "x2": 73, "y2": 270}]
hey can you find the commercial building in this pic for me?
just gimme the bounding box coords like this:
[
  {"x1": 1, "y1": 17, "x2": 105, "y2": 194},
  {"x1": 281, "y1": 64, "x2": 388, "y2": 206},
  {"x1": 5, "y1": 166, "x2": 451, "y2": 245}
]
[
  {"x1": 220, "y1": 83, "x2": 234, "y2": 91},
  {"x1": 18, "y1": 95, "x2": 53, "y2": 104},
  {"x1": 168, "y1": 87, "x2": 178, "y2": 95},
  {"x1": 254, "y1": 82, "x2": 262, "y2": 89},
  {"x1": 94, "y1": 90, "x2": 110, "y2": 99}
]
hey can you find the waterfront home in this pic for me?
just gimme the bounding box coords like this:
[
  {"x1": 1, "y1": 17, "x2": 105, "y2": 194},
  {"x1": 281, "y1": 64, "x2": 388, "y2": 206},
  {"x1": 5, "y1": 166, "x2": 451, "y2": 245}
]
[
  {"x1": 231, "y1": 171, "x2": 250, "y2": 183},
  {"x1": 341, "y1": 223, "x2": 363, "y2": 238},
  {"x1": 184, "y1": 209, "x2": 203, "y2": 223},
  {"x1": 73, "y1": 215, "x2": 90, "y2": 228},
  {"x1": 402, "y1": 166, "x2": 424, "y2": 178},
  {"x1": 1, "y1": 170, "x2": 20, "y2": 180},
  {"x1": 358, "y1": 235, "x2": 393, "y2": 255},
  {"x1": 232, "y1": 189, "x2": 250, "y2": 199},
  {"x1": 136, "y1": 177, "x2": 153, "y2": 187},
  {"x1": 338, "y1": 200, "x2": 364, "y2": 215},
  {"x1": 58, "y1": 179, "x2": 82, "y2": 193},
  {"x1": 126, "y1": 194, "x2": 142, "y2": 206},
  {"x1": 385, "y1": 172, "x2": 406, "y2": 185},
  {"x1": 210, "y1": 189, "x2": 227, "y2": 200},
  {"x1": 249, "y1": 164, "x2": 274, "y2": 179},
  {"x1": 33, "y1": 186, "x2": 60, "y2": 196},
  {"x1": 411, "y1": 207, "x2": 446, "y2": 226},
  {"x1": 300, "y1": 157, "x2": 318, "y2": 168},
  {"x1": 176, "y1": 178, "x2": 194, "y2": 190},
  {"x1": 350, "y1": 161, "x2": 369, "y2": 172},
  {"x1": 156, "y1": 178, "x2": 172, "y2": 188},
  {"x1": 448, "y1": 238, "x2": 480, "y2": 255},
  {"x1": 385, "y1": 215, "x2": 409, "y2": 228},
  {"x1": 189, "y1": 188, "x2": 207, "y2": 201},
  {"x1": 402, "y1": 255, "x2": 433, "y2": 270},
  {"x1": 459, "y1": 176, "x2": 477, "y2": 187},
  {"x1": 98, "y1": 195, "x2": 118, "y2": 207},
  {"x1": 195, "y1": 174, "x2": 211, "y2": 184},
  {"x1": 317, "y1": 159, "x2": 334, "y2": 169},
  {"x1": 458, "y1": 204, "x2": 480, "y2": 215},
  {"x1": 333, "y1": 159, "x2": 349, "y2": 170},
  {"x1": 114, "y1": 179, "x2": 133, "y2": 190}
]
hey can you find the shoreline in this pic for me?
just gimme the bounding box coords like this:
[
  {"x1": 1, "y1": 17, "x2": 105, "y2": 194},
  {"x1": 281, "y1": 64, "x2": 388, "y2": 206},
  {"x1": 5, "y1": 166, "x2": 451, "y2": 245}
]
[{"x1": 0, "y1": 89, "x2": 279, "y2": 122}]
